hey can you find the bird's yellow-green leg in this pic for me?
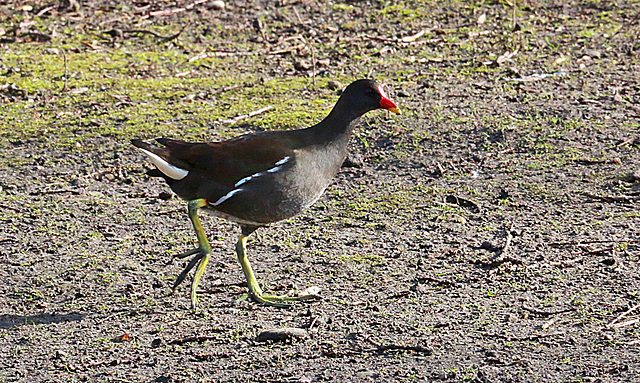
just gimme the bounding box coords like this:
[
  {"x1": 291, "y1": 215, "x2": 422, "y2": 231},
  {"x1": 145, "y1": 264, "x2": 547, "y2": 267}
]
[
  {"x1": 235, "y1": 234, "x2": 320, "y2": 307},
  {"x1": 172, "y1": 198, "x2": 211, "y2": 309}
]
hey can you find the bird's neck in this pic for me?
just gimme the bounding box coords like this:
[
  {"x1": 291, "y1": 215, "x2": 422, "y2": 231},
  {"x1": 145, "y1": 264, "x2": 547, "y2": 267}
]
[{"x1": 307, "y1": 104, "x2": 363, "y2": 143}]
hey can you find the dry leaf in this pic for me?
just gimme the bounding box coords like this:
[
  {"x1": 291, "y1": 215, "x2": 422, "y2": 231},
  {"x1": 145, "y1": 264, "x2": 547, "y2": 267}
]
[
  {"x1": 477, "y1": 13, "x2": 487, "y2": 25},
  {"x1": 114, "y1": 333, "x2": 132, "y2": 342}
]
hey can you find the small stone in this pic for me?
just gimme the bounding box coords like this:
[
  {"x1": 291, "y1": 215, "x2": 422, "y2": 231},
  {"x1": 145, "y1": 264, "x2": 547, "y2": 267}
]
[
  {"x1": 208, "y1": 0, "x2": 225, "y2": 10},
  {"x1": 298, "y1": 286, "x2": 321, "y2": 296},
  {"x1": 293, "y1": 60, "x2": 312, "y2": 71},
  {"x1": 158, "y1": 191, "x2": 172, "y2": 200},
  {"x1": 327, "y1": 80, "x2": 342, "y2": 91},
  {"x1": 44, "y1": 48, "x2": 59, "y2": 55},
  {"x1": 256, "y1": 328, "x2": 308, "y2": 343},
  {"x1": 585, "y1": 49, "x2": 602, "y2": 59},
  {"x1": 601, "y1": 258, "x2": 615, "y2": 266},
  {"x1": 317, "y1": 58, "x2": 330, "y2": 67},
  {"x1": 355, "y1": 370, "x2": 379, "y2": 379}
]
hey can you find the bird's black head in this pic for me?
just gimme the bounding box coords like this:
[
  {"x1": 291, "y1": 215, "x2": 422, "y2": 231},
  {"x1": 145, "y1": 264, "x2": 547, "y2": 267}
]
[{"x1": 339, "y1": 79, "x2": 401, "y2": 115}]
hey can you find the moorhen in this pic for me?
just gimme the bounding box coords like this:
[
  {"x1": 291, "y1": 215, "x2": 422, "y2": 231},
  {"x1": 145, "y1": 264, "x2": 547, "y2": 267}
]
[{"x1": 132, "y1": 79, "x2": 401, "y2": 308}]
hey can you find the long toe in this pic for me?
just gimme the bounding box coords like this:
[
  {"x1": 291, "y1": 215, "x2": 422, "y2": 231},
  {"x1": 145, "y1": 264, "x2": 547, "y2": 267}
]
[
  {"x1": 172, "y1": 249, "x2": 206, "y2": 290},
  {"x1": 175, "y1": 247, "x2": 204, "y2": 259}
]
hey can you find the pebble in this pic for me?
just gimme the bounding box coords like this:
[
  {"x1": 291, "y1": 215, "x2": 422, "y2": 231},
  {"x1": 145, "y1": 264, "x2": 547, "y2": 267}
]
[
  {"x1": 327, "y1": 80, "x2": 342, "y2": 90},
  {"x1": 585, "y1": 49, "x2": 602, "y2": 59},
  {"x1": 208, "y1": 1, "x2": 225, "y2": 10},
  {"x1": 256, "y1": 328, "x2": 308, "y2": 343}
]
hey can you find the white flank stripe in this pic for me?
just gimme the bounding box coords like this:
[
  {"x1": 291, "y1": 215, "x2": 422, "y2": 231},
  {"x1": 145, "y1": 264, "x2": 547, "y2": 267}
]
[
  {"x1": 233, "y1": 156, "x2": 291, "y2": 187},
  {"x1": 140, "y1": 148, "x2": 189, "y2": 180},
  {"x1": 274, "y1": 156, "x2": 290, "y2": 166},
  {"x1": 213, "y1": 188, "x2": 242, "y2": 206},
  {"x1": 234, "y1": 172, "x2": 263, "y2": 187}
]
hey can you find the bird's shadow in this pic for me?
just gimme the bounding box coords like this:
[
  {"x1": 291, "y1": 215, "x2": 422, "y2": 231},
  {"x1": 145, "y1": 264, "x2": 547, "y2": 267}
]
[{"x1": 0, "y1": 312, "x2": 85, "y2": 329}]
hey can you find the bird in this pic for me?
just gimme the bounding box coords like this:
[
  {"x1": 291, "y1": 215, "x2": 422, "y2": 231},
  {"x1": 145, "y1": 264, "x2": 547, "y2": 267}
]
[{"x1": 132, "y1": 79, "x2": 401, "y2": 308}]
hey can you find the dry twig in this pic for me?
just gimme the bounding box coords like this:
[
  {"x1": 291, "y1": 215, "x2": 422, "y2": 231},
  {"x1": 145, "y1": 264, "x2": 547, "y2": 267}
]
[
  {"x1": 222, "y1": 105, "x2": 274, "y2": 124},
  {"x1": 103, "y1": 27, "x2": 185, "y2": 42},
  {"x1": 607, "y1": 303, "x2": 640, "y2": 328},
  {"x1": 483, "y1": 331, "x2": 564, "y2": 342},
  {"x1": 168, "y1": 333, "x2": 225, "y2": 345},
  {"x1": 361, "y1": 335, "x2": 432, "y2": 355},
  {"x1": 62, "y1": 49, "x2": 69, "y2": 92},
  {"x1": 580, "y1": 191, "x2": 639, "y2": 204},
  {"x1": 522, "y1": 305, "x2": 575, "y2": 317},
  {"x1": 0, "y1": 203, "x2": 20, "y2": 212},
  {"x1": 499, "y1": 221, "x2": 515, "y2": 257}
]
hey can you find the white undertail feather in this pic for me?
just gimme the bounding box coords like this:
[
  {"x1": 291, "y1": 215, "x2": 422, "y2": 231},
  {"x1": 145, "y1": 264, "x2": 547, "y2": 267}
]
[{"x1": 139, "y1": 148, "x2": 189, "y2": 180}]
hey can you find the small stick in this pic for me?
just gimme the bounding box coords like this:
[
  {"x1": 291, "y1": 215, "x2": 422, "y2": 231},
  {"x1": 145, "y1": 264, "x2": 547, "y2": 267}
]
[
  {"x1": 62, "y1": 49, "x2": 69, "y2": 92},
  {"x1": 361, "y1": 335, "x2": 432, "y2": 354},
  {"x1": 103, "y1": 27, "x2": 185, "y2": 42},
  {"x1": 168, "y1": 334, "x2": 224, "y2": 345},
  {"x1": 222, "y1": 105, "x2": 274, "y2": 124},
  {"x1": 293, "y1": 6, "x2": 305, "y2": 25},
  {"x1": 34, "y1": 189, "x2": 80, "y2": 195},
  {"x1": 580, "y1": 192, "x2": 639, "y2": 204},
  {"x1": 522, "y1": 305, "x2": 575, "y2": 317},
  {"x1": 364, "y1": 34, "x2": 396, "y2": 43},
  {"x1": 417, "y1": 275, "x2": 457, "y2": 287},
  {"x1": 499, "y1": 221, "x2": 514, "y2": 256},
  {"x1": 611, "y1": 10, "x2": 640, "y2": 39},
  {"x1": 210, "y1": 84, "x2": 242, "y2": 96},
  {"x1": 0, "y1": 203, "x2": 20, "y2": 212},
  {"x1": 607, "y1": 303, "x2": 640, "y2": 328},
  {"x1": 311, "y1": 42, "x2": 316, "y2": 91},
  {"x1": 484, "y1": 331, "x2": 564, "y2": 342},
  {"x1": 36, "y1": 5, "x2": 55, "y2": 17},
  {"x1": 150, "y1": 8, "x2": 186, "y2": 17},
  {"x1": 548, "y1": 239, "x2": 640, "y2": 248},
  {"x1": 609, "y1": 318, "x2": 640, "y2": 329}
]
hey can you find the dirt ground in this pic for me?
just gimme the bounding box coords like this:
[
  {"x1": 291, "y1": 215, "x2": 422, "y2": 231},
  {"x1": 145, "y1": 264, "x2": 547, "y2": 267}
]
[{"x1": 1, "y1": 0, "x2": 639, "y2": 382}]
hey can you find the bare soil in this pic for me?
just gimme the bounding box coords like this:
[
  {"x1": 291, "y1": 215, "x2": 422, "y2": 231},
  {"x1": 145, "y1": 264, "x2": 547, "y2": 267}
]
[{"x1": 1, "y1": 1, "x2": 639, "y2": 382}]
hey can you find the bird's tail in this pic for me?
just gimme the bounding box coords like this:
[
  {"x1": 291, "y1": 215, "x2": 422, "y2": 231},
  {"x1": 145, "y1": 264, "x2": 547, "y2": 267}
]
[{"x1": 131, "y1": 139, "x2": 190, "y2": 180}]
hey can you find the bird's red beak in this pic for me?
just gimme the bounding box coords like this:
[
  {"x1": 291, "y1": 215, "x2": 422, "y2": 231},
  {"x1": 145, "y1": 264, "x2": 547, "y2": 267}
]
[{"x1": 378, "y1": 85, "x2": 401, "y2": 114}]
